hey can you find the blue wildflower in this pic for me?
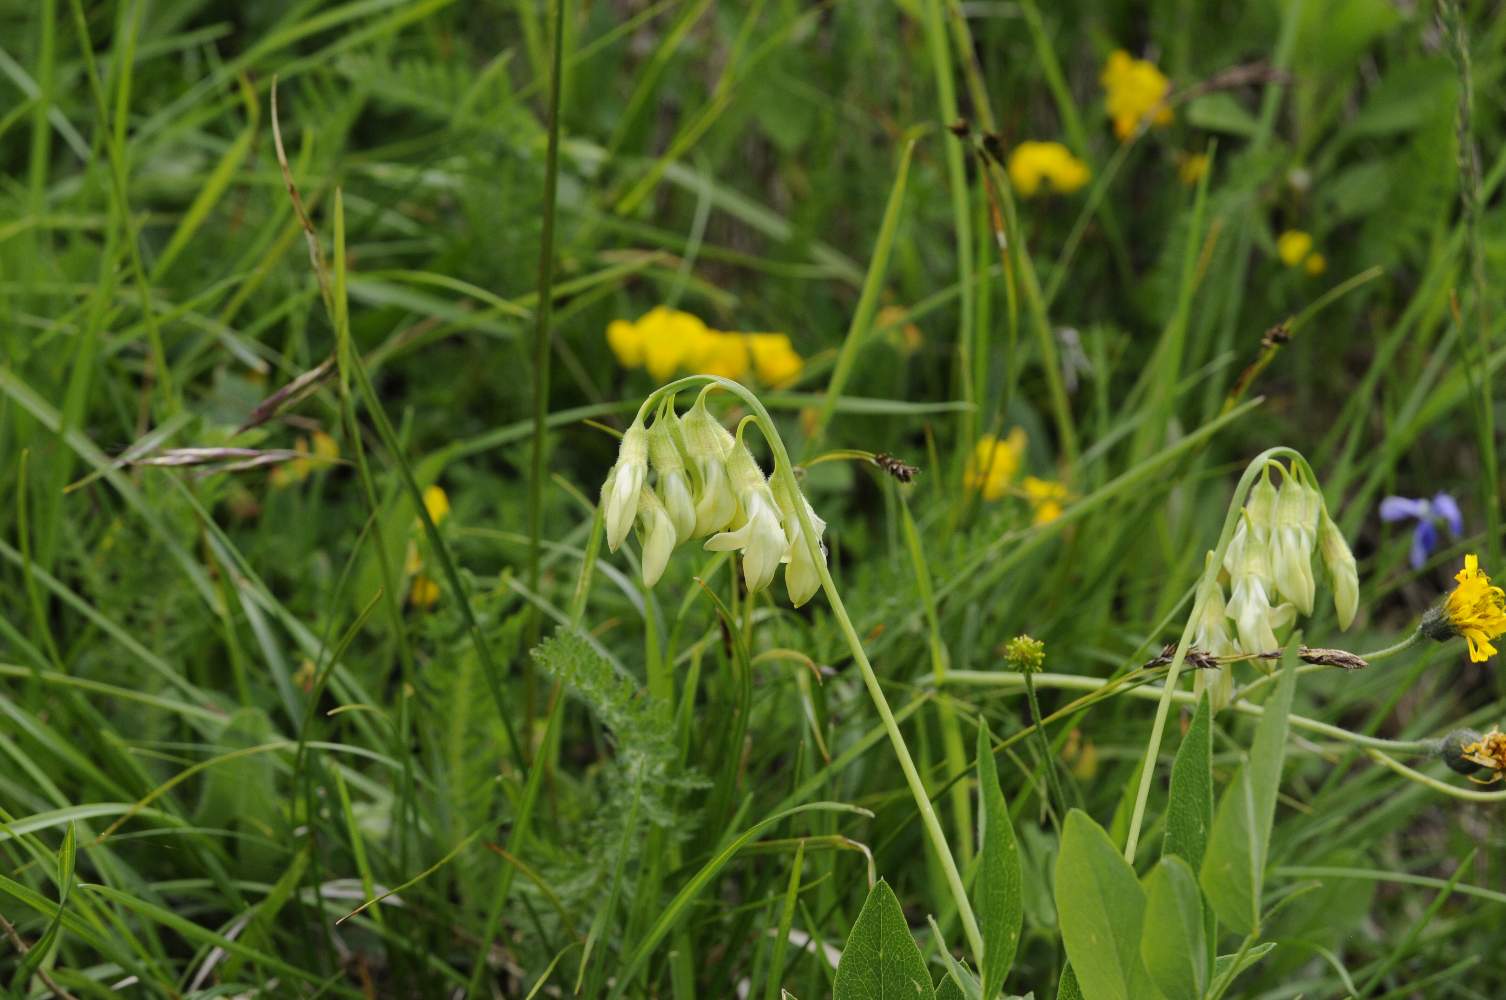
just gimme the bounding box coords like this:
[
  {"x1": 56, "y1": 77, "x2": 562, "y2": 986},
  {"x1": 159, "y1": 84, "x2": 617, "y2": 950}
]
[{"x1": 1379, "y1": 492, "x2": 1463, "y2": 570}]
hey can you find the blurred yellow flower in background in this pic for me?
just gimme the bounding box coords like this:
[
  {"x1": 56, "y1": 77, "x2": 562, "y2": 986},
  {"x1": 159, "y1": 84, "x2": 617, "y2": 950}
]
[
  {"x1": 1007, "y1": 141, "x2": 1091, "y2": 197},
  {"x1": 270, "y1": 430, "x2": 339, "y2": 489},
  {"x1": 605, "y1": 308, "x2": 803, "y2": 385},
  {"x1": 1277, "y1": 229, "x2": 1326, "y2": 276},
  {"x1": 1101, "y1": 50, "x2": 1173, "y2": 140},
  {"x1": 1022, "y1": 476, "x2": 1070, "y2": 524},
  {"x1": 407, "y1": 485, "x2": 451, "y2": 609},
  {"x1": 964, "y1": 429, "x2": 1027, "y2": 502},
  {"x1": 1177, "y1": 151, "x2": 1209, "y2": 186},
  {"x1": 876, "y1": 305, "x2": 923, "y2": 354}
]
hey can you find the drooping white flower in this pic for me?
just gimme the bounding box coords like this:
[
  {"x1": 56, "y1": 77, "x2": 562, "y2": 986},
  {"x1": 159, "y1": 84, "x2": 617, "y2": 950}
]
[
  {"x1": 681, "y1": 393, "x2": 738, "y2": 537},
  {"x1": 1244, "y1": 471, "x2": 1280, "y2": 542},
  {"x1": 1227, "y1": 574, "x2": 1292, "y2": 655},
  {"x1": 1270, "y1": 471, "x2": 1318, "y2": 615},
  {"x1": 648, "y1": 413, "x2": 695, "y2": 542},
  {"x1": 1191, "y1": 566, "x2": 1238, "y2": 658},
  {"x1": 1319, "y1": 510, "x2": 1358, "y2": 630},
  {"x1": 704, "y1": 443, "x2": 787, "y2": 593},
  {"x1": 603, "y1": 418, "x2": 648, "y2": 552},
  {"x1": 636, "y1": 486, "x2": 677, "y2": 587},
  {"x1": 772, "y1": 476, "x2": 827, "y2": 608}
]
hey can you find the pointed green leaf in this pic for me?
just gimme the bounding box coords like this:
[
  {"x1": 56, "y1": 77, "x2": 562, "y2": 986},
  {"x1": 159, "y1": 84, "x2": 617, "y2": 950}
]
[
  {"x1": 976, "y1": 722, "x2": 1023, "y2": 999},
  {"x1": 1054, "y1": 810, "x2": 1159, "y2": 1000},
  {"x1": 1200, "y1": 642, "x2": 1298, "y2": 933},
  {"x1": 834, "y1": 879, "x2": 935, "y2": 1000},
  {"x1": 1140, "y1": 856, "x2": 1207, "y2": 1000},
  {"x1": 1163, "y1": 691, "x2": 1213, "y2": 870},
  {"x1": 1212, "y1": 941, "x2": 1277, "y2": 986}
]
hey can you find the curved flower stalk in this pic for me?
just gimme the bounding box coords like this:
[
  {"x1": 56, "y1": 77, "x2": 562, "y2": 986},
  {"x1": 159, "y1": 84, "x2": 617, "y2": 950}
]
[{"x1": 597, "y1": 375, "x2": 985, "y2": 969}]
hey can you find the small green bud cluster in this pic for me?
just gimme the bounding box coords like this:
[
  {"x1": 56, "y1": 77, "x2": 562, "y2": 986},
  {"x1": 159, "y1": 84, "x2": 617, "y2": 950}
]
[
  {"x1": 600, "y1": 388, "x2": 828, "y2": 606},
  {"x1": 1003, "y1": 634, "x2": 1046, "y2": 674},
  {"x1": 1203, "y1": 461, "x2": 1357, "y2": 657}
]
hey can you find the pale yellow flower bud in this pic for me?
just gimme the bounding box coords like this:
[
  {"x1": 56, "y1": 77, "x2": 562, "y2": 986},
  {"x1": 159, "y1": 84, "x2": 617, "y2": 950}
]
[{"x1": 1318, "y1": 511, "x2": 1358, "y2": 630}]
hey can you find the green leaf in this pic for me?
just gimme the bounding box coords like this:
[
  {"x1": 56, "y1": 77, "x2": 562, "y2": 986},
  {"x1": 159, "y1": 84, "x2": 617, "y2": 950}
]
[
  {"x1": 936, "y1": 974, "x2": 968, "y2": 1000},
  {"x1": 1054, "y1": 810, "x2": 1158, "y2": 1000},
  {"x1": 1212, "y1": 942, "x2": 1277, "y2": 986},
  {"x1": 12, "y1": 822, "x2": 74, "y2": 992},
  {"x1": 1200, "y1": 642, "x2": 1298, "y2": 934},
  {"x1": 1140, "y1": 857, "x2": 1207, "y2": 1000},
  {"x1": 1055, "y1": 964, "x2": 1083, "y2": 1000},
  {"x1": 976, "y1": 722, "x2": 1023, "y2": 999},
  {"x1": 1184, "y1": 93, "x2": 1259, "y2": 136},
  {"x1": 1163, "y1": 691, "x2": 1213, "y2": 870},
  {"x1": 834, "y1": 879, "x2": 935, "y2": 1000}
]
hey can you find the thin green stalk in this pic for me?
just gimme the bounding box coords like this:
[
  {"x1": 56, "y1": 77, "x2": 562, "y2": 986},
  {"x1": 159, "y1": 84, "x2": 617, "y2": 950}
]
[
  {"x1": 528, "y1": 0, "x2": 569, "y2": 675},
  {"x1": 1021, "y1": 670, "x2": 1066, "y2": 831}
]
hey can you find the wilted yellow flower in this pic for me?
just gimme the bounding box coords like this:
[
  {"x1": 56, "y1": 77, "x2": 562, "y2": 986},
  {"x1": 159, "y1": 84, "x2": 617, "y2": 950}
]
[
  {"x1": 1459, "y1": 728, "x2": 1506, "y2": 784},
  {"x1": 1101, "y1": 50, "x2": 1173, "y2": 140},
  {"x1": 1177, "y1": 151, "x2": 1209, "y2": 186},
  {"x1": 1276, "y1": 230, "x2": 1314, "y2": 268},
  {"x1": 746, "y1": 333, "x2": 804, "y2": 386},
  {"x1": 1443, "y1": 555, "x2": 1506, "y2": 662},
  {"x1": 964, "y1": 428, "x2": 1026, "y2": 502},
  {"x1": 1022, "y1": 476, "x2": 1070, "y2": 524},
  {"x1": 409, "y1": 574, "x2": 441, "y2": 608},
  {"x1": 1007, "y1": 141, "x2": 1091, "y2": 197}
]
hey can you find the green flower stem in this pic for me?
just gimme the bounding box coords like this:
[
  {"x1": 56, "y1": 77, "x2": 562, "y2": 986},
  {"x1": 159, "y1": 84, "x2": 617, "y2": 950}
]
[
  {"x1": 937, "y1": 670, "x2": 1435, "y2": 755},
  {"x1": 639, "y1": 375, "x2": 985, "y2": 967},
  {"x1": 1365, "y1": 747, "x2": 1506, "y2": 802},
  {"x1": 1360, "y1": 629, "x2": 1424, "y2": 662},
  {"x1": 1021, "y1": 669, "x2": 1067, "y2": 831},
  {"x1": 1121, "y1": 446, "x2": 1311, "y2": 861}
]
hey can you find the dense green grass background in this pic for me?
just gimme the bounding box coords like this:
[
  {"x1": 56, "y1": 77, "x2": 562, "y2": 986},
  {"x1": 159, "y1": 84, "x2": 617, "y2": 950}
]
[{"x1": 2, "y1": 0, "x2": 1505, "y2": 996}]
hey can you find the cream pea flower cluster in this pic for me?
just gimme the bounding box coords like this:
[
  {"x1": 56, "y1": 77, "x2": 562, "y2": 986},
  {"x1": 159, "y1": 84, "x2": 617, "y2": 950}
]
[
  {"x1": 601, "y1": 385, "x2": 827, "y2": 606},
  {"x1": 1202, "y1": 460, "x2": 1358, "y2": 656}
]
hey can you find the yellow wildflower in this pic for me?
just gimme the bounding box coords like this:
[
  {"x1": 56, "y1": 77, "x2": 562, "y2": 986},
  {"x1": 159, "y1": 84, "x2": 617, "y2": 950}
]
[
  {"x1": 1007, "y1": 141, "x2": 1091, "y2": 197},
  {"x1": 409, "y1": 574, "x2": 441, "y2": 608},
  {"x1": 964, "y1": 428, "x2": 1026, "y2": 502},
  {"x1": 1177, "y1": 151, "x2": 1209, "y2": 186},
  {"x1": 639, "y1": 306, "x2": 712, "y2": 381},
  {"x1": 1304, "y1": 252, "x2": 1327, "y2": 276},
  {"x1": 746, "y1": 333, "x2": 804, "y2": 386},
  {"x1": 422, "y1": 485, "x2": 450, "y2": 525},
  {"x1": 606, "y1": 319, "x2": 645, "y2": 368},
  {"x1": 1440, "y1": 555, "x2": 1506, "y2": 662},
  {"x1": 1022, "y1": 476, "x2": 1070, "y2": 524},
  {"x1": 1101, "y1": 50, "x2": 1173, "y2": 141},
  {"x1": 694, "y1": 332, "x2": 751, "y2": 380},
  {"x1": 1276, "y1": 230, "x2": 1314, "y2": 268}
]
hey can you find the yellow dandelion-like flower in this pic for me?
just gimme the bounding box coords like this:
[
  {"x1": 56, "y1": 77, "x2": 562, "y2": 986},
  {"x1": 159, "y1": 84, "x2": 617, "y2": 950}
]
[
  {"x1": 1101, "y1": 49, "x2": 1173, "y2": 141},
  {"x1": 1007, "y1": 141, "x2": 1091, "y2": 197},
  {"x1": 1022, "y1": 476, "x2": 1070, "y2": 524},
  {"x1": 746, "y1": 333, "x2": 804, "y2": 386},
  {"x1": 964, "y1": 428, "x2": 1027, "y2": 502},
  {"x1": 1276, "y1": 230, "x2": 1314, "y2": 268},
  {"x1": 1441, "y1": 555, "x2": 1506, "y2": 662}
]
